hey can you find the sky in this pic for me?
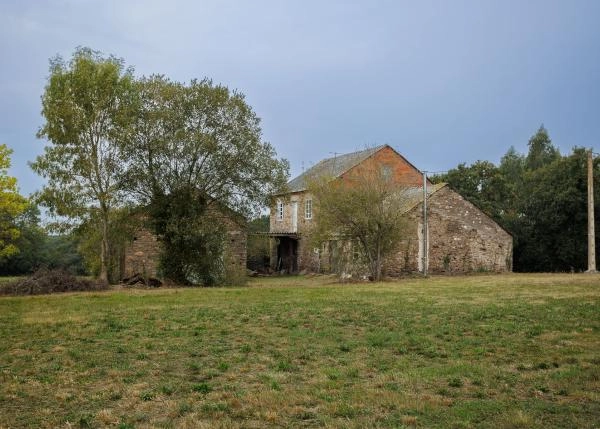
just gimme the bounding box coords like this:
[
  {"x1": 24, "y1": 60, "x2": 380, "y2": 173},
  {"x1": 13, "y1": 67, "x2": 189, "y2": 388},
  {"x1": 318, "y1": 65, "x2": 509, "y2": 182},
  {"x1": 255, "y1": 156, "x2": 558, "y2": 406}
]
[{"x1": 1, "y1": 0, "x2": 599, "y2": 196}]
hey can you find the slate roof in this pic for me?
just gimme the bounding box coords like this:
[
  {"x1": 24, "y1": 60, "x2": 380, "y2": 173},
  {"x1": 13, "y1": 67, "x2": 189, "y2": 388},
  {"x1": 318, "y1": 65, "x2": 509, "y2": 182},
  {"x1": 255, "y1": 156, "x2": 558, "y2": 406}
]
[
  {"x1": 287, "y1": 145, "x2": 386, "y2": 193},
  {"x1": 396, "y1": 183, "x2": 447, "y2": 214}
]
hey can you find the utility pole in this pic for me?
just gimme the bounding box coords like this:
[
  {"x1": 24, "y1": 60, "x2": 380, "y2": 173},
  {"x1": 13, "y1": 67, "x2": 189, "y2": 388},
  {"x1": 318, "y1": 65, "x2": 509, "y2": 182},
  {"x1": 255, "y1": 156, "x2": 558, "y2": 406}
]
[
  {"x1": 422, "y1": 171, "x2": 428, "y2": 276},
  {"x1": 587, "y1": 149, "x2": 597, "y2": 273}
]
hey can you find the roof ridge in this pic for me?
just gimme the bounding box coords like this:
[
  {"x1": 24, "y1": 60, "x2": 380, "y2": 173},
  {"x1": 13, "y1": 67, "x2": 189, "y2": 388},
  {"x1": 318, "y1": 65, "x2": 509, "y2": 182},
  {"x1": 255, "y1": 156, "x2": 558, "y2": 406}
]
[
  {"x1": 318, "y1": 144, "x2": 385, "y2": 165},
  {"x1": 285, "y1": 145, "x2": 388, "y2": 193}
]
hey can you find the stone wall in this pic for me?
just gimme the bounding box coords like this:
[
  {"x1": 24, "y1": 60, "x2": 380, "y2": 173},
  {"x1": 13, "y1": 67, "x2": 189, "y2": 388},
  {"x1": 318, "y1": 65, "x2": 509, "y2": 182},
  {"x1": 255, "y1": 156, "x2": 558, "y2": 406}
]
[
  {"x1": 220, "y1": 213, "x2": 247, "y2": 280},
  {"x1": 270, "y1": 191, "x2": 314, "y2": 234},
  {"x1": 295, "y1": 185, "x2": 512, "y2": 276},
  {"x1": 269, "y1": 191, "x2": 317, "y2": 273},
  {"x1": 123, "y1": 228, "x2": 161, "y2": 279},
  {"x1": 389, "y1": 186, "x2": 512, "y2": 275},
  {"x1": 122, "y1": 206, "x2": 247, "y2": 281}
]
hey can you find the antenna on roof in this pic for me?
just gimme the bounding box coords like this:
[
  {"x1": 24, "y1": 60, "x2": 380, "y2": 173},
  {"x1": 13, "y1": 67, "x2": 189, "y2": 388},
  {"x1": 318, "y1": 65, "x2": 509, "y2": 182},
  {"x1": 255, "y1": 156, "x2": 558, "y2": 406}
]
[{"x1": 329, "y1": 152, "x2": 339, "y2": 174}]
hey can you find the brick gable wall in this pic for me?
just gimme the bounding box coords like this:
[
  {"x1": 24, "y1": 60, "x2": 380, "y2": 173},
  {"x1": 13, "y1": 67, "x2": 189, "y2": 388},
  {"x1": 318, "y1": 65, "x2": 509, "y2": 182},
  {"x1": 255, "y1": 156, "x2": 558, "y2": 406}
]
[{"x1": 341, "y1": 146, "x2": 425, "y2": 186}]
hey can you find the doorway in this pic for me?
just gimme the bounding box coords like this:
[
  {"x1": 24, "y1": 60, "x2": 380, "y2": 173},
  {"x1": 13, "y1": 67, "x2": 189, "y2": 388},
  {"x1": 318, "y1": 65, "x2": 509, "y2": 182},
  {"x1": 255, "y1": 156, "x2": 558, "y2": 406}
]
[{"x1": 276, "y1": 236, "x2": 298, "y2": 273}]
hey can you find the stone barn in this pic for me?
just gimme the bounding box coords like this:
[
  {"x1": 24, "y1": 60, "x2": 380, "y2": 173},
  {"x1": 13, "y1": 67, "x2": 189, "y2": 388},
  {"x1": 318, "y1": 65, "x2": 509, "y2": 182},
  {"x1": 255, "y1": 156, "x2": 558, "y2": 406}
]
[
  {"x1": 388, "y1": 183, "x2": 512, "y2": 274},
  {"x1": 122, "y1": 205, "x2": 247, "y2": 281},
  {"x1": 268, "y1": 145, "x2": 512, "y2": 275}
]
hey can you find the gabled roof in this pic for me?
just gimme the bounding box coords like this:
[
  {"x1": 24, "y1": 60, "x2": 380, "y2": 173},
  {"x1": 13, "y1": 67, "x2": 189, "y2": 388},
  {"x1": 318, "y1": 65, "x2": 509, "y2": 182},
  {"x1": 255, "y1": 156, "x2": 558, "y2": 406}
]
[
  {"x1": 398, "y1": 183, "x2": 512, "y2": 236},
  {"x1": 287, "y1": 145, "x2": 387, "y2": 193},
  {"x1": 397, "y1": 183, "x2": 447, "y2": 214}
]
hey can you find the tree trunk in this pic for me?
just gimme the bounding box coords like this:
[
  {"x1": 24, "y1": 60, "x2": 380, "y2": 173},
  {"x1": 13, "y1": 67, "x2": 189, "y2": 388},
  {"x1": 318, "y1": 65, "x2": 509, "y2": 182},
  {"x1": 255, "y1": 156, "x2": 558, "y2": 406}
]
[
  {"x1": 99, "y1": 210, "x2": 110, "y2": 283},
  {"x1": 375, "y1": 240, "x2": 382, "y2": 281}
]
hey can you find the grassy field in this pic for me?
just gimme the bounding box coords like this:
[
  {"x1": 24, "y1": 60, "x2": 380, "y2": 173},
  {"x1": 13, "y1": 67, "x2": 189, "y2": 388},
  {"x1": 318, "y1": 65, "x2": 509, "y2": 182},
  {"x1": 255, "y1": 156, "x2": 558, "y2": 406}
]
[{"x1": 0, "y1": 274, "x2": 598, "y2": 428}]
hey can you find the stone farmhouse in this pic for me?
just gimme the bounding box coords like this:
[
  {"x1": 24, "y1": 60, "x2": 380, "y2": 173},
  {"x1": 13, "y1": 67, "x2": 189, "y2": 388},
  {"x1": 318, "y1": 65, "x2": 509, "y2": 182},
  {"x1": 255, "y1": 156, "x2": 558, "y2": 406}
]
[{"x1": 268, "y1": 145, "x2": 512, "y2": 275}]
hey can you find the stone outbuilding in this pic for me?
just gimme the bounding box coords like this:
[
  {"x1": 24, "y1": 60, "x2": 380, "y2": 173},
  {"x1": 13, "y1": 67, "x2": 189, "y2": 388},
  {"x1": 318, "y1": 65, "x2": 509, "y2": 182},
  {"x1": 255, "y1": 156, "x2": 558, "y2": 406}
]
[
  {"x1": 388, "y1": 183, "x2": 512, "y2": 274},
  {"x1": 122, "y1": 205, "x2": 247, "y2": 282},
  {"x1": 268, "y1": 145, "x2": 512, "y2": 275}
]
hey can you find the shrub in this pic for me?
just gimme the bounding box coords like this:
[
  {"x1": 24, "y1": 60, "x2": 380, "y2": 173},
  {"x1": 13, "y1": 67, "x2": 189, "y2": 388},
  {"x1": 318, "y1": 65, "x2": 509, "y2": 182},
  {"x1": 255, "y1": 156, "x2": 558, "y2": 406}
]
[{"x1": 0, "y1": 268, "x2": 108, "y2": 296}]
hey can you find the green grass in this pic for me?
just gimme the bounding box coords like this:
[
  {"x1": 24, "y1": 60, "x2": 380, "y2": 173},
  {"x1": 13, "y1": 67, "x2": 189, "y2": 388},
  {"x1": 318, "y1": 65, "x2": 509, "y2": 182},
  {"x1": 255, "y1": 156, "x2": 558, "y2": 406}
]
[{"x1": 0, "y1": 273, "x2": 599, "y2": 428}]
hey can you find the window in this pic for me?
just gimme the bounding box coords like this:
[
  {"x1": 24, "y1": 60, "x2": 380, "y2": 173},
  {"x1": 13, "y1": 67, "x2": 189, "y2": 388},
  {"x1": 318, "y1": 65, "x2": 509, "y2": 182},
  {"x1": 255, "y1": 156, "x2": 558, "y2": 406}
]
[
  {"x1": 381, "y1": 165, "x2": 392, "y2": 181},
  {"x1": 305, "y1": 199, "x2": 312, "y2": 219},
  {"x1": 276, "y1": 200, "x2": 283, "y2": 221}
]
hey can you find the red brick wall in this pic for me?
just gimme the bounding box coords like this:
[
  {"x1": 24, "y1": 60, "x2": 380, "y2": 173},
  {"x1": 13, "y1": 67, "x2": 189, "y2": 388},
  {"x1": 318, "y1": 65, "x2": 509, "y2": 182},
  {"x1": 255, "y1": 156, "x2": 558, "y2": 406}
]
[{"x1": 341, "y1": 146, "x2": 426, "y2": 186}]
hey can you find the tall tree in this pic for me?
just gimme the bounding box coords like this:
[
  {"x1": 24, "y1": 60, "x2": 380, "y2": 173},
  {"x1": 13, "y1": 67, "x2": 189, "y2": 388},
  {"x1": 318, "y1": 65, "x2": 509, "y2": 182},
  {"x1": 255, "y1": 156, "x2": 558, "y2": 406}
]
[
  {"x1": 436, "y1": 125, "x2": 599, "y2": 272},
  {"x1": 0, "y1": 204, "x2": 46, "y2": 275},
  {"x1": 31, "y1": 47, "x2": 135, "y2": 282},
  {"x1": 525, "y1": 125, "x2": 560, "y2": 170},
  {"x1": 125, "y1": 76, "x2": 288, "y2": 215},
  {"x1": 517, "y1": 148, "x2": 598, "y2": 271},
  {"x1": 124, "y1": 76, "x2": 289, "y2": 284},
  {"x1": 0, "y1": 144, "x2": 27, "y2": 258}
]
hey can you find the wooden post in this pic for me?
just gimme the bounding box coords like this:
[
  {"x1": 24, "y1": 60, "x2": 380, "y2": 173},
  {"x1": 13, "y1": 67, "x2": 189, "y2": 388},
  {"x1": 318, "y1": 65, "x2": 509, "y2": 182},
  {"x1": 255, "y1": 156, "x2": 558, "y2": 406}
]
[
  {"x1": 587, "y1": 150, "x2": 596, "y2": 273},
  {"x1": 423, "y1": 171, "x2": 428, "y2": 276}
]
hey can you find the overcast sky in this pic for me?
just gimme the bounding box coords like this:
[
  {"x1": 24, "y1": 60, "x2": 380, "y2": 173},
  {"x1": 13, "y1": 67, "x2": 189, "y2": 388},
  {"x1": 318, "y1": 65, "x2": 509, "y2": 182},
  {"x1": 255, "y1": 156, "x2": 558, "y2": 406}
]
[{"x1": 1, "y1": 0, "x2": 599, "y2": 196}]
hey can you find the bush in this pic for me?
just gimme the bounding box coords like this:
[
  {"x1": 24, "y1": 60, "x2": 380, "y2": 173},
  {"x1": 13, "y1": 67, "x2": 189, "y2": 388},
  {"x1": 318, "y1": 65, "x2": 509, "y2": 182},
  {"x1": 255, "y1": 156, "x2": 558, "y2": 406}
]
[{"x1": 0, "y1": 268, "x2": 108, "y2": 296}]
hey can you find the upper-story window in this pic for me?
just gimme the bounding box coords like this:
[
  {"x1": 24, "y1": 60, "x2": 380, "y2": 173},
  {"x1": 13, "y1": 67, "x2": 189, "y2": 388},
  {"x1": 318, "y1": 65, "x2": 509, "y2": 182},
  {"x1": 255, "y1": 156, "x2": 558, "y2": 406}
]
[
  {"x1": 381, "y1": 165, "x2": 392, "y2": 181},
  {"x1": 276, "y1": 200, "x2": 284, "y2": 221},
  {"x1": 305, "y1": 199, "x2": 312, "y2": 219}
]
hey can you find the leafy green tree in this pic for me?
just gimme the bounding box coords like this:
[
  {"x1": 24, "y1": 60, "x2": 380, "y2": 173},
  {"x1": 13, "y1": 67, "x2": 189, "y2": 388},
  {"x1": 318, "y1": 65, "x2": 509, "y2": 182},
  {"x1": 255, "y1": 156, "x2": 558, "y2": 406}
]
[
  {"x1": 124, "y1": 76, "x2": 289, "y2": 284},
  {"x1": 31, "y1": 47, "x2": 136, "y2": 282},
  {"x1": 516, "y1": 148, "x2": 597, "y2": 271},
  {"x1": 0, "y1": 144, "x2": 28, "y2": 258},
  {"x1": 151, "y1": 186, "x2": 228, "y2": 285},
  {"x1": 525, "y1": 125, "x2": 560, "y2": 170},
  {"x1": 0, "y1": 204, "x2": 87, "y2": 276},
  {"x1": 75, "y1": 206, "x2": 138, "y2": 281},
  {"x1": 42, "y1": 235, "x2": 87, "y2": 274},
  {"x1": 498, "y1": 146, "x2": 525, "y2": 211},
  {"x1": 125, "y1": 76, "x2": 288, "y2": 216},
  {"x1": 309, "y1": 170, "x2": 409, "y2": 281},
  {"x1": 0, "y1": 204, "x2": 46, "y2": 275},
  {"x1": 438, "y1": 125, "x2": 599, "y2": 272}
]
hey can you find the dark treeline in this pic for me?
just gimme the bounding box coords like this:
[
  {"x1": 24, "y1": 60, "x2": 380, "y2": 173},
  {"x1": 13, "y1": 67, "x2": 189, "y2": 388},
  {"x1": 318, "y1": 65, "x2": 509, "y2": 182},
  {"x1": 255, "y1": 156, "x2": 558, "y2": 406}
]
[
  {"x1": 433, "y1": 125, "x2": 598, "y2": 272},
  {"x1": 0, "y1": 205, "x2": 85, "y2": 276}
]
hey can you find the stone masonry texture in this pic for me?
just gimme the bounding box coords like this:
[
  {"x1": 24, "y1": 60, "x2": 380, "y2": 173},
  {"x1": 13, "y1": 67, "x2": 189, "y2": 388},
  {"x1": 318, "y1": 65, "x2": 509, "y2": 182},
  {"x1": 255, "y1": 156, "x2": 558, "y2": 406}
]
[
  {"x1": 269, "y1": 145, "x2": 512, "y2": 276},
  {"x1": 388, "y1": 186, "x2": 512, "y2": 275},
  {"x1": 123, "y1": 205, "x2": 247, "y2": 280}
]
